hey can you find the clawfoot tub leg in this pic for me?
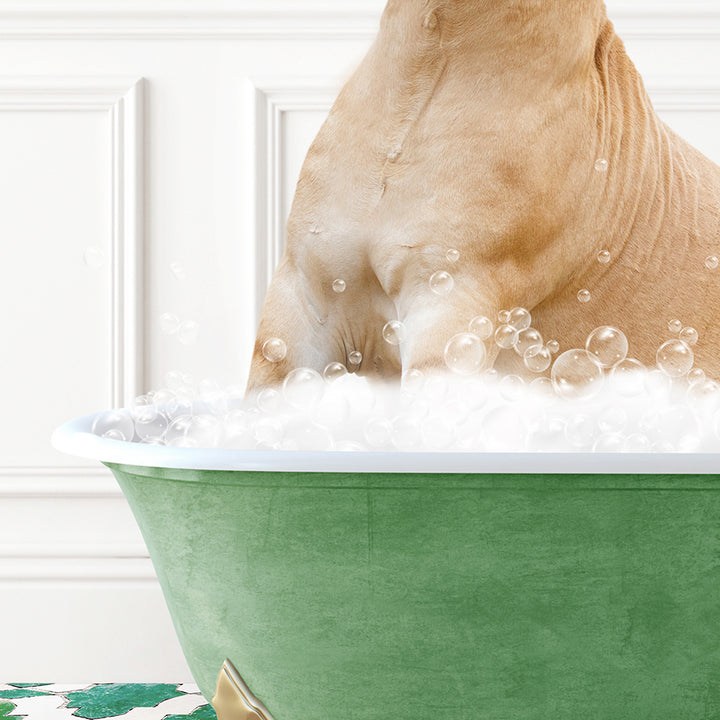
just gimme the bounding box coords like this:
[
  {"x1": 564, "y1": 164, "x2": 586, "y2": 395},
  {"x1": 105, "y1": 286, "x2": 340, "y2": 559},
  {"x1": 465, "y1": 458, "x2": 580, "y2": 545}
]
[{"x1": 212, "y1": 659, "x2": 277, "y2": 720}]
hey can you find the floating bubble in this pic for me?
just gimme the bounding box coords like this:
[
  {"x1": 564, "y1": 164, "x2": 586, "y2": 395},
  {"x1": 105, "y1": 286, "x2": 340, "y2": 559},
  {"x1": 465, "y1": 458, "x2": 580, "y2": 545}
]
[
  {"x1": 597, "y1": 250, "x2": 611, "y2": 264},
  {"x1": 598, "y1": 405, "x2": 628, "y2": 434},
  {"x1": 585, "y1": 326, "x2": 628, "y2": 368},
  {"x1": 262, "y1": 337, "x2": 287, "y2": 363},
  {"x1": 444, "y1": 333, "x2": 486, "y2": 376},
  {"x1": 494, "y1": 324, "x2": 519, "y2": 349},
  {"x1": 130, "y1": 394, "x2": 157, "y2": 423},
  {"x1": 594, "y1": 158, "x2": 609, "y2": 172},
  {"x1": 134, "y1": 413, "x2": 168, "y2": 442},
  {"x1": 679, "y1": 327, "x2": 698, "y2": 346},
  {"x1": 364, "y1": 417, "x2": 393, "y2": 448},
  {"x1": 610, "y1": 358, "x2": 646, "y2": 396},
  {"x1": 332, "y1": 279, "x2": 346, "y2": 293},
  {"x1": 577, "y1": 289, "x2": 591, "y2": 304},
  {"x1": 508, "y1": 307, "x2": 532, "y2": 331},
  {"x1": 257, "y1": 387, "x2": 282, "y2": 413},
  {"x1": 499, "y1": 374, "x2": 525, "y2": 402},
  {"x1": 515, "y1": 328, "x2": 543, "y2": 356},
  {"x1": 656, "y1": 339, "x2": 694, "y2": 378},
  {"x1": 170, "y1": 261, "x2": 187, "y2": 281},
  {"x1": 687, "y1": 368, "x2": 706, "y2": 386},
  {"x1": 92, "y1": 410, "x2": 134, "y2": 442},
  {"x1": 498, "y1": 310, "x2": 510, "y2": 324},
  {"x1": 468, "y1": 315, "x2": 493, "y2": 340},
  {"x1": 546, "y1": 340, "x2": 560, "y2": 355},
  {"x1": 401, "y1": 368, "x2": 425, "y2": 394},
  {"x1": 668, "y1": 319, "x2": 682, "y2": 334},
  {"x1": 178, "y1": 319, "x2": 200, "y2": 345},
  {"x1": 83, "y1": 247, "x2": 105, "y2": 268},
  {"x1": 383, "y1": 320, "x2": 407, "y2": 345},
  {"x1": 159, "y1": 313, "x2": 181, "y2": 335},
  {"x1": 165, "y1": 414, "x2": 193, "y2": 447},
  {"x1": 524, "y1": 345, "x2": 552, "y2": 373},
  {"x1": 283, "y1": 367, "x2": 324, "y2": 408},
  {"x1": 323, "y1": 362, "x2": 348, "y2": 382},
  {"x1": 706, "y1": 256, "x2": 719, "y2": 270},
  {"x1": 282, "y1": 418, "x2": 334, "y2": 451},
  {"x1": 529, "y1": 376, "x2": 554, "y2": 396},
  {"x1": 551, "y1": 349, "x2": 604, "y2": 400},
  {"x1": 429, "y1": 271, "x2": 454, "y2": 296},
  {"x1": 348, "y1": 350, "x2": 363, "y2": 366},
  {"x1": 446, "y1": 249, "x2": 460, "y2": 263}
]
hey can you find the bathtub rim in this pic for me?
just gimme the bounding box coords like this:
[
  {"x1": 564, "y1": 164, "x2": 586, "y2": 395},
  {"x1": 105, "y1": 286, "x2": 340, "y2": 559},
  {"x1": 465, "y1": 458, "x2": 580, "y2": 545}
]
[{"x1": 52, "y1": 411, "x2": 720, "y2": 474}]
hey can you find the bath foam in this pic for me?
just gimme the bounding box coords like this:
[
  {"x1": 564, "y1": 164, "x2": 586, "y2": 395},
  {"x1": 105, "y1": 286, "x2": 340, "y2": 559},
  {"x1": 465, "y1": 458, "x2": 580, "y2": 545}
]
[{"x1": 94, "y1": 366, "x2": 720, "y2": 453}]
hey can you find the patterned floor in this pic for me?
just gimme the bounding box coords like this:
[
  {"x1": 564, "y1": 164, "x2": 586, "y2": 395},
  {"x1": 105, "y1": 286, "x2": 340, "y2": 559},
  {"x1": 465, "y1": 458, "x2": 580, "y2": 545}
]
[{"x1": 0, "y1": 684, "x2": 216, "y2": 719}]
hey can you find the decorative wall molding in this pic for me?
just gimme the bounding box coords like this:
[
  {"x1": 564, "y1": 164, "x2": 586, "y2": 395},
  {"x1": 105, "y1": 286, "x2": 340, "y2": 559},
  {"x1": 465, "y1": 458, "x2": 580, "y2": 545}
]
[
  {"x1": 0, "y1": 2, "x2": 718, "y2": 40},
  {"x1": 646, "y1": 79, "x2": 720, "y2": 112},
  {"x1": 0, "y1": 467, "x2": 122, "y2": 497},
  {"x1": 0, "y1": 556, "x2": 156, "y2": 582},
  {"x1": 0, "y1": 77, "x2": 144, "y2": 410},
  {"x1": 244, "y1": 78, "x2": 339, "y2": 321}
]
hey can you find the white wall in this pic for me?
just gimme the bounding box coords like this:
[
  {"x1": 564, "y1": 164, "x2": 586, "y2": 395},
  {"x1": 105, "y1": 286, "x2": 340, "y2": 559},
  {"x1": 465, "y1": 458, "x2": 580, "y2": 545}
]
[{"x1": 0, "y1": 0, "x2": 719, "y2": 682}]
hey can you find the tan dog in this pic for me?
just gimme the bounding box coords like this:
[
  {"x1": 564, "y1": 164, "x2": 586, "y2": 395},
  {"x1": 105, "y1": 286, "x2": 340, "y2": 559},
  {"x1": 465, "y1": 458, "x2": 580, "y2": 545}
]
[{"x1": 246, "y1": 0, "x2": 720, "y2": 394}]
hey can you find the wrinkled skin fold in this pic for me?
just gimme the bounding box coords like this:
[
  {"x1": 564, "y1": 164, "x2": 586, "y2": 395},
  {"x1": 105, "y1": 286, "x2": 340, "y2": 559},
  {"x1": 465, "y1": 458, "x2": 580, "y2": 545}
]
[{"x1": 247, "y1": 0, "x2": 720, "y2": 394}]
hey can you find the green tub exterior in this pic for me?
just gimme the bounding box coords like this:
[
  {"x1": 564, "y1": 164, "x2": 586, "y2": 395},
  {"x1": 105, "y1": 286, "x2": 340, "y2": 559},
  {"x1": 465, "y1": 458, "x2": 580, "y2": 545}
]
[{"x1": 106, "y1": 463, "x2": 720, "y2": 719}]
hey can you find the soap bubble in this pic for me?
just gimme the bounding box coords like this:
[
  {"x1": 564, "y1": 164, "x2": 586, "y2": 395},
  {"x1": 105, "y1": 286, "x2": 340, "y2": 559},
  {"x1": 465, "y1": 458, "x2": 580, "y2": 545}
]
[
  {"x1": 170, "y1": 261, "x2": 187, "y2": 281},
  {"x1": 551, "y1": 349, "x2": 604, "y2": 400},
  {"x1": 130, "y1": 394, "x2": 157, "y2": 423},
  {"x1": 159, "y1": 313, "x2": 181, "y2": 335},
  {"x1": 529, "y1": 376, "x2": 554, "y2": 398},
  {"x1": 262, "y1": 337, "x2": 287, "y2": 363},
  {"x1": 597, "y1": 250, "x2": 611, "y2": 264},
  {"x1": 468, "y1": 315, "x2": 493, "y2": 340},
  {"x1": 283, "y1": 368, "x2": 324, "y2": 408},
  {"x1": 391, "y1": 413, "x2": 422, "y2": 450},
  {"x1": 165, "y1": 415, "x2": 194, "y2": 447},
  {"x1": 348, "y1": 350, "x2": 363, "y2": 366},
  {"x1": 323, "y1": 362, "x2": 348, "y2": 382},
  {"x1": 499, "y1": 374, "x2": 525, "y2": 402},
  {"x1": 134, "y1": 413, "x2": 168, "y2": 442},
  {"x1": 83, "y1": 247, "x2": 105, "y2": 268},
  {"x1": 546, "y1": 340, "x2": 560, "y2": 355},
  {"x1": 257, "y1": 387, "x2": 282, "y2": 413},
  {"x1": 585, "y1": 326, "x2": 628, "y2": 368},
  {"x1": 498, "y1": 310, "x2": 510, "y2": 324},
  {"x1": 645, "y1": 368, "x2": 673, "y2": 398},
  {"x1": 565, "y1": 414, "x2": 596, "y2": 449},
  {"x1": 401, "y1": 368, "x2": 425, "y2": 394},
  {"x1": 668, "y1": 319, "x2": 682, "y2": 334},
  {"x1": 444, "y1": 333, "x2": 486, "y2": 375},
  {"x1": 679, "y1": 327, "x2": 698, "y2": 346},
  {"x1": 524, "y1": 345, "x2": 552, "y2": 373},
  {"x1": 610, "y1": 358, "x2": 646, "y2": 396},
  {"x1": 165, "y1": 371, "x2": 192, "y2": 391},
  {"x1": 178, "y1": 319, "x2": 200, "y2": 345},
  {"x1": 482, "y1": 406, "x2": 526, "y2": 451},
  {"x1": 282, "y1": 418, "x2": 334, "y2": 451},
  {"x1": 421, "y1": 415, "x2": 454, "y2": 450},
  {"x1": 429, "y1": 271, "x2": 454, "y2": 296},
  {"x1": 656, "y1": 339, "x2": 694, "y2": 378},
  {"x1": 687, "y1": 368, "x2": 706, "y2": 386},
  {"x1": 508, "y1": 307, "x2": 532, "y2": 331},
  {"x1": 383, "y1": 320, "x2": 407, "y2": 345},
  {"x1": 446, "y1": 249, "x2": 460, "y2": 262},
  {"x1": 593, "y1": 433, "x2": 624, "y2": 452},
  {"x1": 598, "y1": 405, "x2": 628, "y2": 434},
  {"x1": 595, "y1": 158, "x2": 609, "y2": 172},
  {"x1": 515, "y1": 328, "x2": 543, "y2": 356},
  {"x1": 364, "y1": 417, "x2": 393, "y2": 448},
  {"x1": 577, "y1": 289, "x2": 591, "y2": 304},
  {"x1": 92, "y1": 410, "x2": 134, "y2": 442},
  {"x1": 332, "y1": 279, "x2": 346, "y2": 293},
  {"x1": 706, "y1": 256, "x2": 719, "y2": 270},
  {"x1": 623, "y1": 434, "x2": 653, "y2": 453},
  {"x1": 313, "y1": 392, "x2": 351, "y2": 426},
  {"x1": 494, "y1": 324, "x2": 519, "y2": 349}
]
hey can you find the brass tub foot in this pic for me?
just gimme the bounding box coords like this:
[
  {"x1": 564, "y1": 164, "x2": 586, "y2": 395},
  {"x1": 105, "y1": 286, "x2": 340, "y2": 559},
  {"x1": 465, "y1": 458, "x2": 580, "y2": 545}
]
[{"x1": 212, "y1": 659, "x2": 276, "y2": 720}]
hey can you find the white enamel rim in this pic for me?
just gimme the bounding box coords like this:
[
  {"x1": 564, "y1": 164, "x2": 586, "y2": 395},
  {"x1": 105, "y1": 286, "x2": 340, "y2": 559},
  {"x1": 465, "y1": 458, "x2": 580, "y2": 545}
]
[{"x1": 51, "y1": 412, "x2": 720, "y2": 474}]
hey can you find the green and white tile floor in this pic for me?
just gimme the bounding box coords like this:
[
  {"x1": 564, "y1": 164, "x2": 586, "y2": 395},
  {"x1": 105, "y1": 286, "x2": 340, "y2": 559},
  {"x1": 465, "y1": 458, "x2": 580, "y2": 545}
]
[{"x1": 0, "y1": 684, "x2": 216, "y2": 719}]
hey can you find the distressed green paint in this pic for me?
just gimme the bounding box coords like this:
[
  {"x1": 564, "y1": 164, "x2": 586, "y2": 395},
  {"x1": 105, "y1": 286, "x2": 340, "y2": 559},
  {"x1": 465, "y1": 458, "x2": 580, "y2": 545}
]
[
  {"x1": 0, "y1": 690, "x2": 51, "y2": 699},
  {"x1": 107, "y1": 463, "x2": 720, "y2": 719},
  {"x1": 8, "y1": 684, "x2": 52, "y2": 688},
  {"x1": 0, "y1": 700, "x2": 20, "y2": 718},
  {"x1": 65, "y1": 684, "x2": 184, "y2": 718},
  {"x1": 164, "y1": 705, "x2": 217, "y2": 719}
]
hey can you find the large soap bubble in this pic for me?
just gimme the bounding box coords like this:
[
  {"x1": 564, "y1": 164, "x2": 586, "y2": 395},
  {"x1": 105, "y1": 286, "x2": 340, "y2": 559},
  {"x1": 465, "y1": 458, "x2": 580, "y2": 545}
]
[
  {"x1": 656, "y1": 339, "x2": 694, "y2": 378},
  {"x1": 585, "y1": 326, "x2": 628, "y2": 368},
  {"x1": 551, "y1": 349, "x2": 604, "y2": 400},
  {"x1": 444, "y1": 333, "x2": 486, "y2": 376}
]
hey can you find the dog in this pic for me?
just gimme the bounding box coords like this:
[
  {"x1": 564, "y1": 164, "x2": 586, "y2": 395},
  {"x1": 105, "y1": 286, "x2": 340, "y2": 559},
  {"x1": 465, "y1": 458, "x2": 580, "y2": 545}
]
[{"x1": 246, "y1": 0, "x2": 720, "y2": 394}]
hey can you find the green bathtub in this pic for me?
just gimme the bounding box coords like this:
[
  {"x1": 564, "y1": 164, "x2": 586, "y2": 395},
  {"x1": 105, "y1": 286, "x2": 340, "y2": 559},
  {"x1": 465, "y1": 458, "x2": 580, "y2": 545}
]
[{"x1": 54, "y1": 413, "x2": 720, "y2": 719}]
